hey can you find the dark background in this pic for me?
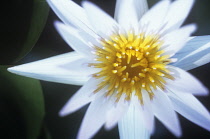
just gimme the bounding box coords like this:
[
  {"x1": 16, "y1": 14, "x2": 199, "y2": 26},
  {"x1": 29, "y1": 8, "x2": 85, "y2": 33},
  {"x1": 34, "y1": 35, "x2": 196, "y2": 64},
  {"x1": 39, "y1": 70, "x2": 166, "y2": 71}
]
[{"x1": 1, "y1": 0, "x2": 210, "y2": 139}]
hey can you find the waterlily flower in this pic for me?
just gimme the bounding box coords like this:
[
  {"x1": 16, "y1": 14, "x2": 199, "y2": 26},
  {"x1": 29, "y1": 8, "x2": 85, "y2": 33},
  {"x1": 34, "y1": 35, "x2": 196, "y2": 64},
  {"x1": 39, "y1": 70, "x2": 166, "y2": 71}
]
[{"x1": 8, "y1": 0, "x2": 210, "y2": 138}]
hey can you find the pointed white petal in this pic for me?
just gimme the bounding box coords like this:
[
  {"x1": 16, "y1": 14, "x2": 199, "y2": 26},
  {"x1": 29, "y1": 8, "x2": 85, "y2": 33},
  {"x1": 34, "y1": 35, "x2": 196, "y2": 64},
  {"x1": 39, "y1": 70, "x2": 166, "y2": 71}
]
[
  {"x1": 118, "y1": 104, "x2": 150, "y2": 139},
  {"x1": 82, "y1": 1, "x2": 118, "y2": 37},
  {"x1": 166, "y1": 66, "x2": 208, "y2": 96},
  {"x1": 59, "y1": 77, "x2": 100, "y2": 116},
  {"x1": 55, "y1": 21, "x2": 93, "y2": 58},
  {"x1": 163, "y1": 0, "x2": 195, "y2": 32},
  {"x1": 77, "y1": 96, "x2": 111, "y2": 139},
  {"x1": 78, "y1": 30, "x2": 104, "y2": 49},
  {"x1": 172, "y1": 36, "x2": 210, "y2": 70},
  {"x1": 8, "y1": 52, "x2": 92, "y2": 85},
  {"x1": 139, "y1": 0, "x2": 170, "y2": 33},
  {"x1": 105, "y1": 96, "x2": 128, "y2": 130},
  {"x1": 168, "y1": 92, "x2": 210, "y2": 131},
  {"x1": 152, "y1": 89, "x2": 181, "y2": 137},
  {"x1": 140, "y1": 93, "x2": 155, "y2": 133},
  {"x1": 163, "y1": 24, "x2": 196, "y2": 56},
  {"x1": 115, "y1": 0, "x2": 148, "y2": 22},
  {"x1": 115, "y1": 0, "x2": 139, "y2": 31},
  {"x1": 47, "y1": 0, "x2": 95, "y2": 36},
  {"x1": 134, "y1": 0, "x2": 148, "y2": 19}
]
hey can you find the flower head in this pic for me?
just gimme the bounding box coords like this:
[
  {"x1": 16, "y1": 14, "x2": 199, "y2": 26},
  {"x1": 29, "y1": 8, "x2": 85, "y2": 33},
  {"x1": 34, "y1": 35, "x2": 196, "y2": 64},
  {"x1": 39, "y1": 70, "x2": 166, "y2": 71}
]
[{"x1": 8, "y1": 0, "x2": 210, "y2": 139}]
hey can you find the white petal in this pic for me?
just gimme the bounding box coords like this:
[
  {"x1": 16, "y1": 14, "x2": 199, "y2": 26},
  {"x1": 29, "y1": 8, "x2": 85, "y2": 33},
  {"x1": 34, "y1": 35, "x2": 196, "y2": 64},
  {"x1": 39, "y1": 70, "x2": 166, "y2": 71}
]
[
  {"x1": 166, "y1": 66, "x2": 208, "y2": 96},
  {"x1": 163, "y1": 0, "x2": 195, "y2": 32},
  {"x1": 55, "y1": 21, "x2": 93, "y2": 57},
  {"x1": 115, "y1": 0, "x2": 139, "y2": 31},
  {"x1": 152, "y1": 89, "x2": 181, "y2": 137},
  {"x1": 47, "y1": 0, "x2": 95, "y2": 36},
  {"x1": 115, "y1": 0, "x2": 148, "y2": 23},
  {"x1": 163, "y1": 24, "x2": 196, "y2": 56},
  {"x1": 77, "y1": 96, "x2": 111, "y2": 139},
  {"x1": 82, "y1": 1, "x2": 118, "y2": 37},
  {"x1": 105, "y1": 96, "x2": 128, "y2": 130},
  {"x1": 140, "y1": 93, "x2": 155, "y2": 133},
  {"x1": 59, "y1": 77, "x2": 100, "y2": 116},
  {"x1": 139, "y1": 0, "x2": 170, "y2": 33},
  {"x1": 168, "y1": 92, "x2": 210, "y2": 131},
  {"x1": 8, "y1": 52, "x2": 92, "y2": 85},
  {"x1": 118, "y1": 103, "x2": 150, "y2": 139},
  {"x1": 78, "y1": 31, "x2": 104, "y2": 49},
  {"x1": 134, "y1": 0, "x2": 148, "y2": 19},
  {"x1": 172, "y1": 36, "x2": 210, "y2": 70}
]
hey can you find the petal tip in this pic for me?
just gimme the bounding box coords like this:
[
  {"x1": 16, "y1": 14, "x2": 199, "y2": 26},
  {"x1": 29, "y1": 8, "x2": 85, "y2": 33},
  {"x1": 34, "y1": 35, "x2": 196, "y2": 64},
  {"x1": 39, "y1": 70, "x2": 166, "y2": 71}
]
[
  {"x1": 59, "y1": 106, "x2": 73, "y2": 117},
  {"x1": 7, "y1": 66, "x2": 21, "y2": 74},
  {"x1": 54, "y1": 20, "x2": 62, "y2": 27},
  {"x1": 81, "y1": 0, "x2": 92, "y2": 8},
  {"x1": 7, "y1": 67, "x2": 14, "y2": 73},
  {"x1": 104, "y1": 122, "x2": 115, "y2": 131},
  {"x1": 172, "y1": 122, "x2": 182, "y2": 138},
  {"x1": 201, "y1": 86, "x2": 209, "y2": 96},
  {"x1": 59, "y1": 109, "x2": 67, "y2": 117},
  {"x1": 175, "y1": 131, "x2": 182, "y2": 138}
]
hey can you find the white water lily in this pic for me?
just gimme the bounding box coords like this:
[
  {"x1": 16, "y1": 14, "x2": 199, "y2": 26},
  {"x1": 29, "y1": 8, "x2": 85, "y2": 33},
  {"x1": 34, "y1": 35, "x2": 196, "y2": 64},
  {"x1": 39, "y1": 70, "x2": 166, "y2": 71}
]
[{"x1": 8, "y1": 0, "x2": 210, "y2": 139}]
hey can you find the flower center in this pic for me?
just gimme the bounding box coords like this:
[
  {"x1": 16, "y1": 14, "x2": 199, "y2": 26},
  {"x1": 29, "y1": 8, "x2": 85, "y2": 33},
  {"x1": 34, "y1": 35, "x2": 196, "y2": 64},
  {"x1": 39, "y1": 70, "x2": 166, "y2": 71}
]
[{"x1": 89, "y1": 31, "x2": 174, "y2": 104}]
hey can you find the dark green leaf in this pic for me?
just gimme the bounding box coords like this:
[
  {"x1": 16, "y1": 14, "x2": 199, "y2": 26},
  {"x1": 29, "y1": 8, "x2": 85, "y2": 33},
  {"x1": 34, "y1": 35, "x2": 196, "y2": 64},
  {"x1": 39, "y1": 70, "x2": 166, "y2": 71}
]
[
  {"x1": 0, "y1": 0, "x2": 49, "y2": 64},
  {"x1": 0, "y1": 66, "x2": 45, "y2": 139},
  {"x1": 15, "y1": 0, "x2": 50, "y2": 62}
]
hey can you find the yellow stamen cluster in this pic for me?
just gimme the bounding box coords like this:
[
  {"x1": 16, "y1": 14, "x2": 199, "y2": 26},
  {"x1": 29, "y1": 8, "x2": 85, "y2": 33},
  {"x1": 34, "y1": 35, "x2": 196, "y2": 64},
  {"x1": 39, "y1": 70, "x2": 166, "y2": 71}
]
[{"x1": 89, "y1": 31, "x2": 174, "y2": 104}]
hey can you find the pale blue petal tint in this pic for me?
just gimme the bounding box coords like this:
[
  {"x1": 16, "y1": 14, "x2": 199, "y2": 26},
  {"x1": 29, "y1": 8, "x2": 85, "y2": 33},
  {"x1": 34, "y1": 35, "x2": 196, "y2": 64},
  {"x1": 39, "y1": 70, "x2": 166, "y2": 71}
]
[
  {"x1": 152, "y1": 89, "x2": 181, "y2": 137},
  {"x1": 166, "y1": 67, "x2": 208, "y2": 96},
  {"x1": 134, "y1": 0, "x2": 148, "y2": 20},
  {"x1": 140, "y1": 93, "x2": 155, "y2": 133},
  {"x1": 55, "y1": 21, "x2": 93, "y2": 58},
  {"x1": 163, "y1": 0, "x2": 195, "y2": 32},
  {"x1": 114, "y1": 0, "x2": 140, "y2": 31},
  {"x1": 168, "y1": 92, "x2": 210, "y2": 131},
  {"x1": 139, "y1": 0, "x2": 170, "y2": 33},
  {"x1": 8, "y1": 52, "x2": 91, "y2": 85},
  {"x1": 77, "y1": 96, "x2": 111, "y2": 139},
  {"x1": 105, "y1": 97, "x2": 129, "y2": 130},
  {"x1": 118, "y1": 104, "x2": 150, "y2": 139},
  {"x1": 172, "y1": 36, "x2": 210, "y2": 70},
  {"x1": 59, "y1": 77, "x2": 100, "y2": 116},
  {"x1": 82, "y1": 1, "x2": 118, "y2": 37},
  {"x1": 163, "y1": 24, "x2": 196, "y2": 56},
  {"x1": 47, "y1": 0, "x2": 96, "y2": 36}
]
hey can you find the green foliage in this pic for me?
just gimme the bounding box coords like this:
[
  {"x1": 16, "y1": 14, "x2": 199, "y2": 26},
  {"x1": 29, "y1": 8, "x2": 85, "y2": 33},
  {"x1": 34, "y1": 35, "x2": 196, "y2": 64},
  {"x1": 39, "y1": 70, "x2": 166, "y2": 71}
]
[
  {"x1": 0, "y1": 0, "x2": 49, "y2": 64},
  {"x1": 0, "y1": 66, "x2": 46, "y2": 139}
]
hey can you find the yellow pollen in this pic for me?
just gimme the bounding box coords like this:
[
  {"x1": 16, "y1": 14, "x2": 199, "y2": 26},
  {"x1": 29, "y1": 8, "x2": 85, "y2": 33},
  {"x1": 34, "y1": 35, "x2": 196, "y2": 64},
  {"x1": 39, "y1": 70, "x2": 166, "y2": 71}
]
[{"x1": 89, "y1": 32, "x2": 174, "y2": 104}]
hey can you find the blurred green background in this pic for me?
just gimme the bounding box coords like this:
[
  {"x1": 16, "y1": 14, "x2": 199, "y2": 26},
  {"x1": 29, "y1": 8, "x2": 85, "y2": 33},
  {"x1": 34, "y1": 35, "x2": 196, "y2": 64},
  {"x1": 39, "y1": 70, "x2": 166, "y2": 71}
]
[{"x1": 0, "y1": 0, "x2": 210, "y2": 139}]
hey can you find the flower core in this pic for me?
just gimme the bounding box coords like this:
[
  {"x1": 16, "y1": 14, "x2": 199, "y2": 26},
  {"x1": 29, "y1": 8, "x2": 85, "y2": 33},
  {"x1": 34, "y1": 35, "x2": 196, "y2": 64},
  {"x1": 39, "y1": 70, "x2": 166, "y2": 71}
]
[{"x1": 89, "y1": 31, "x2": 174, "y2": 104}]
